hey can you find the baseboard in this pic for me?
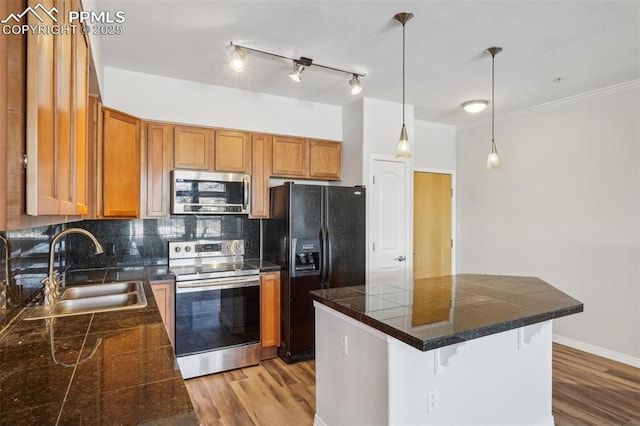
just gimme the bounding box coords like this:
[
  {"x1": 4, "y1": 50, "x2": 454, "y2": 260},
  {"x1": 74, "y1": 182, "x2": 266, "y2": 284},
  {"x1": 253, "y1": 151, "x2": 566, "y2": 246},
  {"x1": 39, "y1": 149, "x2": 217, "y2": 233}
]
[
  {"x1": 313, "y1": 414, "x2": 327, "y2": 426},
  {"x1": 553, "y1": 334, "x2": 640, "y2": 368}
]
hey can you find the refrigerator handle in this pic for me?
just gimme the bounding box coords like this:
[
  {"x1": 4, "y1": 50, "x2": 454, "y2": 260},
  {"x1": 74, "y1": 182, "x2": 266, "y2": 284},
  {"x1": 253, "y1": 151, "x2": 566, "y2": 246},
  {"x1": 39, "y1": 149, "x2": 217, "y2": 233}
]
[
  {"x1": 290, "y1": 237, "x2": 297, "y2": 277},
  {"x1": 319, "y1": 228, "x2": 327, "y2": 287},
  {"x1": 326, "y1": 227, "x2": 332, "y2": 287}
]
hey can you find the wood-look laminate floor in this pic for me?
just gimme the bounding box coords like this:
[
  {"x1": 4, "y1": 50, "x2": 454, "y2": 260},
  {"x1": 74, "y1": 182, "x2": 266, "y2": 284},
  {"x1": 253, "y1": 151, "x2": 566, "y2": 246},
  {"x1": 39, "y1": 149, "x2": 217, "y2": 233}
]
[{"x1": 185, "y1": 344, "x2": 640, "y2": 425}]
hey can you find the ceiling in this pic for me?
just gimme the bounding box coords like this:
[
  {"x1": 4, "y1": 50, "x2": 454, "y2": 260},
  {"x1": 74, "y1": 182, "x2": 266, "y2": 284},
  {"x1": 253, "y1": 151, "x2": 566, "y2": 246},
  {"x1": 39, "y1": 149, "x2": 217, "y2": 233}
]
[{"x1": 93, "y1": 1, "x2": 639, "y2": 126}]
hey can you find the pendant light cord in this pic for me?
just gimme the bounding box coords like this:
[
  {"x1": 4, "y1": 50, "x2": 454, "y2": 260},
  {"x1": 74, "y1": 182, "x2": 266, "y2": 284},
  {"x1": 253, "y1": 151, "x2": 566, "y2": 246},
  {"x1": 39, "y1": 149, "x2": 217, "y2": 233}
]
[
  {"x1": 402, "y1": 21, "x2": 406, "y2": 125},
  {"x1": 491, "y1": 51, "x2": 495, "y2": 142}
]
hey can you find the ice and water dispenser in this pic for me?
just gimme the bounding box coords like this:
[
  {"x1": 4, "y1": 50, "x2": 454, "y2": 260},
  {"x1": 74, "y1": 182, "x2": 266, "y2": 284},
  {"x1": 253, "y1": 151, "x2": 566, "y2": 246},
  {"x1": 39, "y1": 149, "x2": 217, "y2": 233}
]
[{"x1": 292, "y1": 238, "x2": 320, "y2": 276}]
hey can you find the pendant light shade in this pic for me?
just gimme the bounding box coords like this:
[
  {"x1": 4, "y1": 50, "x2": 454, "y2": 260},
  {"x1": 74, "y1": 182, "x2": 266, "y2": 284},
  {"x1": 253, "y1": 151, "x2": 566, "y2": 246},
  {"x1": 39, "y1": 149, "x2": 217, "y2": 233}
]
[
  {"x1": 394, "y1": 12, "x2": 413, "y2": 159},
  {"x1": 487, "y1": 46, "x2": 502, "y2": 169}
]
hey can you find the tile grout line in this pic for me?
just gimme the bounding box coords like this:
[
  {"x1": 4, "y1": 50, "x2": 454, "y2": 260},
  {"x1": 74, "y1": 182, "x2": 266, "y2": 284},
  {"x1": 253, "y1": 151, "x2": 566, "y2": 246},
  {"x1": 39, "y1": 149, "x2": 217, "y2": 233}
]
[{"x1": 55, "y1": 313, "x2": 95, "y2": 426}]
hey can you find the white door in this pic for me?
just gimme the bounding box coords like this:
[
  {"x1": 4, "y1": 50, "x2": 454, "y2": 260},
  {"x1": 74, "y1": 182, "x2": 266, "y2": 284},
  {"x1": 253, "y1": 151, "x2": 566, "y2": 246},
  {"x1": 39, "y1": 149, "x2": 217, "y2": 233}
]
[{"x1": 369, "y1": 159, "x2": 410, "y2": 293}]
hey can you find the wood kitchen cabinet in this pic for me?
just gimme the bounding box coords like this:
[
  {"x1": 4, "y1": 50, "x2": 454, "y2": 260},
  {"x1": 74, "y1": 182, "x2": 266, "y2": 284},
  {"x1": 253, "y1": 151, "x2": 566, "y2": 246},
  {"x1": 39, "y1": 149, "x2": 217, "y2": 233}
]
[
  {"x1": 144, "y1": 122, "x2": 173, "y2": 217},
  {"x1": 250, "y1": 134, "x2": 271, "y2": 218},
  {"x1": 215, "y1": 130, "x2": 251, "y2": 173},
  {"x1": 102, "y1": 107, "x2": 141, "y2": 217},
  {"x1": 150, "y1": 279, "x2": 175, "y2": 348},
  {"x1": 271, "y1": 136, "x2": 342, "y2": 181},
  {"x1": 309, "y1": 139, "x2": 341, "y2": 180},
  {"x1": 173, "y1": 125, "x2": 214, "y2": 170},
  {"x1": 260, "y1": 271, "x2": 281, "y2": 355},
  {"x1": 72, "y1": 17, "x2": 89, "y2": 215},
  {"x1": 271, "y1": 136, "x2": 308, "y2": 177}
]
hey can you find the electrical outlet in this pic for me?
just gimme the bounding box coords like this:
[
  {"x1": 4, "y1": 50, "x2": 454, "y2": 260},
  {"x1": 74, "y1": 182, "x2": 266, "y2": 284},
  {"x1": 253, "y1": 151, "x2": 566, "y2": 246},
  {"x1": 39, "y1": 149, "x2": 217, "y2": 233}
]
[
  {"x1": 427, "y1": 390, "x2": 438, "y2": 412},
  {"x1": 340, "y1": 333, "x2": 348, "y2": 355}
]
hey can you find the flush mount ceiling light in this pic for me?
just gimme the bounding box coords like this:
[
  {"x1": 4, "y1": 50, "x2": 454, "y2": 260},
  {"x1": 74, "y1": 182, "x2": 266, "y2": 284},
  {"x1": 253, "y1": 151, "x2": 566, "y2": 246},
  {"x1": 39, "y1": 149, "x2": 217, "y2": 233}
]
[
  {"x1": 394, "y1": 12, "x2": 413, "y2": 159},
  {"x1": 486, "y1": 46, "x2": 503, "y2": 169},
  {"x1": 229, "y1": 42, "x2": 365, "y2": 95},
  {"x1": 462, "y1": 100, "x2": 488, "y2": 113}
]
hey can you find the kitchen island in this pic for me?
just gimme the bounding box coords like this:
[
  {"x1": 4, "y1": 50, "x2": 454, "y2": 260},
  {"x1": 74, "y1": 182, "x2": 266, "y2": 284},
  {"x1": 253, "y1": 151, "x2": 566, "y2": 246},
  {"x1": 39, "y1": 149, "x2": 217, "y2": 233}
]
[
  {"x1": 310, "y1": 274, "x2": 583, "y2": 426},
  {"x1": 0, "y1": 266, "x2": 197, "y2": 425}
]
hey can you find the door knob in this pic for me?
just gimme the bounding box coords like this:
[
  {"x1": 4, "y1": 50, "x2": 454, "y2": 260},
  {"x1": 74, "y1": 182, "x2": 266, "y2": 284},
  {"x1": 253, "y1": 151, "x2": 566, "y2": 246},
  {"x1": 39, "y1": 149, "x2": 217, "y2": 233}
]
[{"x1": 395, "y1": 255, "x2": 406, "y2": 262}]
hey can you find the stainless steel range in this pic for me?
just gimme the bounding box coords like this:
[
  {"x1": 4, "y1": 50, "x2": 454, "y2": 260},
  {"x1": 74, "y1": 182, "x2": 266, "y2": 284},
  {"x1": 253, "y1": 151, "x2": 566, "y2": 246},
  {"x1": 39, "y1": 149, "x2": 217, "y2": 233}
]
[{"x1": 169, "y1": 239, "x2": 261, "y2": 378}]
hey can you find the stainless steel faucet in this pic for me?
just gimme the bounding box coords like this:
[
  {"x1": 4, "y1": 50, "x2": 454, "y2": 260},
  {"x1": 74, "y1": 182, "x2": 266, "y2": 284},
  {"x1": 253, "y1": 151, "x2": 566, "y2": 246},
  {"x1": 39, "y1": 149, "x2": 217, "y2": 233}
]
[
  {"x1": 0, "y1": 234, "x2": 9, "y2": 310},
  {"x1": 43, "y1": 228, "x2": 104, "y2": 306}
]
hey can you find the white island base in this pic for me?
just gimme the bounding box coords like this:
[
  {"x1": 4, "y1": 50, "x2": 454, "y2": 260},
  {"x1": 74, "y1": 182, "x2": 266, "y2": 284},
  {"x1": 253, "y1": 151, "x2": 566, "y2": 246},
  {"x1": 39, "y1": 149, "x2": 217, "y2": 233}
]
[{"x1": 314, "y1": 303, "x2": 554, "y2": 426}]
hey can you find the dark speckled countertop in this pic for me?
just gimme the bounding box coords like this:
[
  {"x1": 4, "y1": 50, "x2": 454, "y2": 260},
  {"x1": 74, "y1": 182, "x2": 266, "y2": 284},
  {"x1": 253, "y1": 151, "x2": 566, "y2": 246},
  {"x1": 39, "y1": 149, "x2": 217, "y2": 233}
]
[
  {"x1": 0, "y1": 266, "x2": 197, "y2": 425},
  {"x1": 310, "y1": 274, "x2": 583, "y2": 351}
]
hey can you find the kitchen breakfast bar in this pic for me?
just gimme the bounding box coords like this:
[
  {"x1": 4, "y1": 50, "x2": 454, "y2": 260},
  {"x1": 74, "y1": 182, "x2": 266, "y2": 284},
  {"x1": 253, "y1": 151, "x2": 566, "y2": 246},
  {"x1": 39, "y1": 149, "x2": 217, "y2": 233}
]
[{"x1": 310, "y1": 274, "x2": 583, "y2": 426}]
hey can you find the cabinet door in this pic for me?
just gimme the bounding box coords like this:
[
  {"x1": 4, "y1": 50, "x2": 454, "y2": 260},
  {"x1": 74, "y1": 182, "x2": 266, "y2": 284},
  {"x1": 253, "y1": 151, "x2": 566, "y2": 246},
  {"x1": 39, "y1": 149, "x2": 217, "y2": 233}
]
[
  {"x1": 215, "y1": 130, "x2": 251, "y2": 173},
  {"x1": 271, "y1": 136, "x2": 307, "y2": 177},
  {"x1": 260, "y1": 272, "x2": 281, "y2": 348},
  {"x1": 145, "y1": 122, "x2": 173, "y2": 217},
  {"x1": 25, "y1": 0, "x2": 59, "y2": 215},
  {"x1": 102, "y1": 108, "x2": 141, "y2": 217},
  {"x1": 151, "y1": 280, "x2": 175, "y2": 348},
  {"x1": 72, "y1": 21, "x2": 89, "y2": 215},
  {"x1": 250, "y1": 134, "x2": 271, "y2": 218},
  {"x1": 309, "y1": 140, "x2": 342, "y2": 180},
  {"x1": 174, "y1": 125, "x2": 213, "y2": 170}
]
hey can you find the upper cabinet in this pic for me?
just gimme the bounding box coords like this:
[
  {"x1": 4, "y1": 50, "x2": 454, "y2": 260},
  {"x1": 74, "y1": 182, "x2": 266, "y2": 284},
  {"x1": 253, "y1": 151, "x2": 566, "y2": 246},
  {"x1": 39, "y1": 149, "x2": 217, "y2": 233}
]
[
  {"x1": 25, "y1": 0, "x2": 89, "y2": 217},
  {"x1": 309, "y1": 139, "x2": 341, "y2": 180},
  {"x1": 173, "y1": 125, "x2": 214, "y2": 170},
  {"x1": 215, "y1": 130, "x2": 251, "y2": 173},
  {"x1": 250, "y1": 134, "x2": 271, "y2": 218},
  {"x1": 102, "y1": 107, "x2": 141, "y2": 218},
  {"x1": 144, "y1": 122, "x2": 173, "y2": 217},
  {"x1": 271, "y1": 137, "x2": 341, "y2": 181}
]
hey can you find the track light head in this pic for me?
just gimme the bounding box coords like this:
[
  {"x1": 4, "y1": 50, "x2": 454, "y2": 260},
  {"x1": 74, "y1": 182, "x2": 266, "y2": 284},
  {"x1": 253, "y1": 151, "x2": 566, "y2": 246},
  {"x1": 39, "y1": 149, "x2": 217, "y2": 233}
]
[
  {"x1": 289, "y1": 61, "x2": 305, "y2": 82},
  {"x1": 349, "y1": 74, "x2": 362, "y2": 95},
  {"x1": 230, "y1": 46, "x2": 245, "y2": 72}
]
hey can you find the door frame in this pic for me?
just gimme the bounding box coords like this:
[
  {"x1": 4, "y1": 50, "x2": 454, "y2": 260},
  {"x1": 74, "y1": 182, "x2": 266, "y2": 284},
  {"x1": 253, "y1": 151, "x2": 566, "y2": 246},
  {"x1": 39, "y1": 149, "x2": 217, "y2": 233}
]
[{"x1": 413, "y1": 167, "x2": 456, "y2": 275}]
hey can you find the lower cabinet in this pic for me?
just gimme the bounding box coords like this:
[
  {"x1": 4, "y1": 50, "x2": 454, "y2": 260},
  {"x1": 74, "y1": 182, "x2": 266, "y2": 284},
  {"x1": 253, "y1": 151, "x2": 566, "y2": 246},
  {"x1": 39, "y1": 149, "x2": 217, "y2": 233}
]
[
  {"x1": 150, "y1": 279, "x2": 175, "y2": 348},
  {"x1": 260, "y1": 271, "x2": 281, "y2": 358}
]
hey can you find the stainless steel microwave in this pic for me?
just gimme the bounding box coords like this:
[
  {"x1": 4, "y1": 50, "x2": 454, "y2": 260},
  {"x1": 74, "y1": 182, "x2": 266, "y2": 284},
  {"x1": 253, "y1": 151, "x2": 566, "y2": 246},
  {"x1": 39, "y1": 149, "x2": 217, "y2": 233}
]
[{"x1": 171, "y1": 170, "x2": 251, "y2": 215}]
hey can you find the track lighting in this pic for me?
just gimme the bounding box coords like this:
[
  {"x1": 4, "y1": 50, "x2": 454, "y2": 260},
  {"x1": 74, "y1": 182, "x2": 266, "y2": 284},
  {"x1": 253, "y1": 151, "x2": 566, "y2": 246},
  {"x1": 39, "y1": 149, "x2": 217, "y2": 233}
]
[
  {"x1": 230, "y1": 46, "x2": 245, "y2": 72},
  {"x1": 229, "y1": 42, "x2": 365, "y2": 94},
  {"x1": 289, "y1": 61, "x2": 305, "y2": 82},
  {"x1": 349, "y1": 74, "x2": 362, "y2": 95}
]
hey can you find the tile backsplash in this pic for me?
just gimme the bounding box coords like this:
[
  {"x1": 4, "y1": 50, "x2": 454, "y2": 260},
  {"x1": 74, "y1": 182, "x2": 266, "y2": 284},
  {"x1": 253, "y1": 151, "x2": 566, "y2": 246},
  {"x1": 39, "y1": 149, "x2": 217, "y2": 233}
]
[{"x1": 0, "y1": 215, "x2": 260, "y2": 328}]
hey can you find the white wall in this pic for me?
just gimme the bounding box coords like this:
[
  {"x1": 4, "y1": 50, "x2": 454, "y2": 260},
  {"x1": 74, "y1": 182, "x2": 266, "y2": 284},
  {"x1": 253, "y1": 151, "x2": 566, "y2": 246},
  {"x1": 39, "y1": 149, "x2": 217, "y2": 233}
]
[
  {"x1": 456, "y1": 82, "x2": 640, "y2": 364},
  {"x1": 103, "y1": 67, "x2": 342, "y2": 140},
  {"x1": 341, "y1": 99, "x2": 364, "y2": 186},
  {"x1": 414, "y1": 120, "x2": 456, "y2": 171}
]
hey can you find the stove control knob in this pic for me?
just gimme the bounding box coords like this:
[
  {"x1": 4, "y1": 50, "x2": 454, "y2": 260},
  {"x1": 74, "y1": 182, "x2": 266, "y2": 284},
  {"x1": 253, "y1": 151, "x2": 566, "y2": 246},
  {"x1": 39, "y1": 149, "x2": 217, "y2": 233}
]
[
  {"x1": 185, "y1": 246, "x2": 192, "y2": 253},
  {"x1": 174, "y1": 246, "x2": 181, "y2": 253},
  {"x1": 230, "y1": 241, "x2": 240, "y2": 254}
]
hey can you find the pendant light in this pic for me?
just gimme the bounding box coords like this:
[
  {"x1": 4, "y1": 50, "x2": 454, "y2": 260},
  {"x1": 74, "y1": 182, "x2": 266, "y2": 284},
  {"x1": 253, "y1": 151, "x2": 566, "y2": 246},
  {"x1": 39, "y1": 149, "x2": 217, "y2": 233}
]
[
  {"x1": 394, "y1": 12, "x2": 413, "y2": 159},
  {"x1": 486, "y1": 47, "x2": 502, "y2": 169}
]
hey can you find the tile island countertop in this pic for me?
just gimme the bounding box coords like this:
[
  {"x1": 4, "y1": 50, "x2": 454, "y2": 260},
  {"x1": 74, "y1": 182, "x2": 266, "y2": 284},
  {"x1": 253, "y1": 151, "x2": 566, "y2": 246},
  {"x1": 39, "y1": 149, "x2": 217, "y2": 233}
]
[
  {"x1": 0, "y1": 266, "x2": 197, "y2": 425},
  {"x1": 310, "y1": 274, "x2": 584, "y2": 351}
]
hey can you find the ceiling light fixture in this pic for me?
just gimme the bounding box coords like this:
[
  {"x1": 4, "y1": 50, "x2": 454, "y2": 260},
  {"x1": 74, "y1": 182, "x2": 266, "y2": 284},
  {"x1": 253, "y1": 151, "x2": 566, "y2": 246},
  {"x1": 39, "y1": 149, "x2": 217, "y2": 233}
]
[
  {"x1": 229, "y1": 42, "x2": 365, "y2": 94},
  {"x1": 394, "y1": 12, "x2": 413, "y2": 159},
  {"x1": 230, "y1": 46, "x2": 245, "y2": 72},
  {"x1": 349, "y1": 74, "x2": 362, "y2": 95},
  {"x1": 486, "y1": 46, "x2": 502, "y2": 169},
  {"x1": 462, "y1": 100, "x2": 488, "y2": 113}
]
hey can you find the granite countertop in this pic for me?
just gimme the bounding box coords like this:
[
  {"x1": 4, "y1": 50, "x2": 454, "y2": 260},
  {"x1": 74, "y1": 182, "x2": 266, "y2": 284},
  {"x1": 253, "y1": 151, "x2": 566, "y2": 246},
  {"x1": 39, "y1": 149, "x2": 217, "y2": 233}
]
[
  {"x1": 310, "y1": 274, "x2": 584, "y2": 351},
  {"x1": 0, "y1": 266, "x2": 197, "y2": 425},
  {"x1": 245, "y1": 258, "x2": 281, "y2": 272}
]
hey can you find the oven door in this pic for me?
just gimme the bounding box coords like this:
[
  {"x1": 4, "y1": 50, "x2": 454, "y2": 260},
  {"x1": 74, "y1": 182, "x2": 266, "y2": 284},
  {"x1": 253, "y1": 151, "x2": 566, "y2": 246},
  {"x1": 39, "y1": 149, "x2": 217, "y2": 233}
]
[{"x1": 175, "y1": 276, "x2": 260, "y2": 358}]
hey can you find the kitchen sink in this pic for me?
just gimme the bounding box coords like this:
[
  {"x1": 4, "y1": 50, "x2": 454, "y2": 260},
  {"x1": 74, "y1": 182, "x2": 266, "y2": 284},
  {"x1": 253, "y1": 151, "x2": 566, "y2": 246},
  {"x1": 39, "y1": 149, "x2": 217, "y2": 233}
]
[
  {"x1": 61, "y1": 281, "x2": 140, "y2": 300},
  {"x1": 24, "y1": 281, "x2": 147, "y2": 320}
]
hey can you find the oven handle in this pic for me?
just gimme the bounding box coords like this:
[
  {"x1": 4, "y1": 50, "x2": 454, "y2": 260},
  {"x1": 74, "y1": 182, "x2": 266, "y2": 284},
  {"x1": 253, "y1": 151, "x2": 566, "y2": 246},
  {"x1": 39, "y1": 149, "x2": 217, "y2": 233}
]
[{"x1": 176, "y1": 276, "x2": 260, "y2": 293}]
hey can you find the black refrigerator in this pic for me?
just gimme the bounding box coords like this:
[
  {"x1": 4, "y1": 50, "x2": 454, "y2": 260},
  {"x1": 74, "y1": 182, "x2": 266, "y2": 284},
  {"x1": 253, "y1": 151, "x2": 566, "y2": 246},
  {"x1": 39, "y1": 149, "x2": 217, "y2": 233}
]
[{"x1": 263, "y1": 183, "x2": 365, "y2": 363}]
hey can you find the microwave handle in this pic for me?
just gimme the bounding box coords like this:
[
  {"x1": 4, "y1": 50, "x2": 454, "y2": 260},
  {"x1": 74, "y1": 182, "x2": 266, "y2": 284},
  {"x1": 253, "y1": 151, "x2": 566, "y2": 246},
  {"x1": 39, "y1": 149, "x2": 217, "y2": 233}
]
[{"x1": 243, "y1": 176, "x2": 249, "y2": 211}]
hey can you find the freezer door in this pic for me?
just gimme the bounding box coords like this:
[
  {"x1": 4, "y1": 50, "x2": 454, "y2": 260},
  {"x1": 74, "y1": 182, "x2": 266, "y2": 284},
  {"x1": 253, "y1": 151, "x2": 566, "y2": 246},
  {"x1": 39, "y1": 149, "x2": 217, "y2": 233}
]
[{"x1": 324, "y1": 186, "x2": 366, "y2": 288}]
